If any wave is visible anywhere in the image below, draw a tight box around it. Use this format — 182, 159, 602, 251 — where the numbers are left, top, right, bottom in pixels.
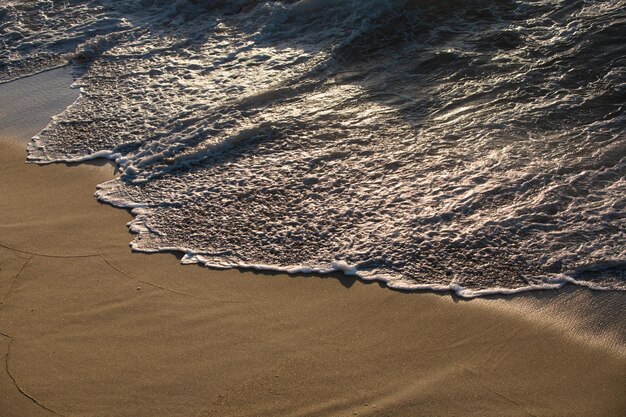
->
2, 0, 625, 297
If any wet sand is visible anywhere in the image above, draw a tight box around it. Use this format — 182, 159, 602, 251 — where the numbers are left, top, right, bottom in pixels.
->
0, 68, 624, 417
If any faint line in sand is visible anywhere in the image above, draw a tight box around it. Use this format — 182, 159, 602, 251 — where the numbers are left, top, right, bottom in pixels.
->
4, 337, 66, 416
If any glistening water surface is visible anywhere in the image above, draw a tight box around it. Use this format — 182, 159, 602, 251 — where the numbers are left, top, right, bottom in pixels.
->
2, 0, 625, 297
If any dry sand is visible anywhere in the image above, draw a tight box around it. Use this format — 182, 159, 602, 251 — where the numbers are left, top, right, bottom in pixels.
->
0, 68, 624, 417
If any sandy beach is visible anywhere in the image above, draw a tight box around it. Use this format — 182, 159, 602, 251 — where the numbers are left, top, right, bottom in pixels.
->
0, 68, 625, 417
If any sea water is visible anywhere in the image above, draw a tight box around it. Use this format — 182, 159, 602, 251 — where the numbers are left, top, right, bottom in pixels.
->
1, 0, 624, 297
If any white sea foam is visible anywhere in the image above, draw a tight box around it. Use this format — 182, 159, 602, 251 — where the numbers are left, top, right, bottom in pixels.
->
2, 0, 625, 297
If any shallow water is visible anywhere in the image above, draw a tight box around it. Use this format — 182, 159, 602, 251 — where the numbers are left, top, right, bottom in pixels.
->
2, 0, 625, 297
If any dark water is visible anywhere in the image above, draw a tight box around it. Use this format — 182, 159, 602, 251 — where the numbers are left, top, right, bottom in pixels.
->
2, 0, 625, 296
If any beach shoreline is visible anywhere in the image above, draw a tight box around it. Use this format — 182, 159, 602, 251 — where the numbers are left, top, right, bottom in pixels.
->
0, 67, 624, 417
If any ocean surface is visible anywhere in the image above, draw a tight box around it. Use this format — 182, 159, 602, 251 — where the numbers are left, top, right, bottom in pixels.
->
1, 0, 624, 297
